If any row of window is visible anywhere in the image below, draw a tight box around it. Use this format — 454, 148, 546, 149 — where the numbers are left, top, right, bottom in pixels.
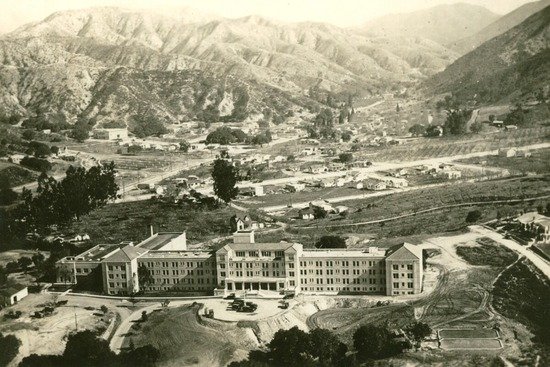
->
140, 261, 215, 268
392, 282, 414, 288
233, 250, 287, 258
301, 286, 385, 292
300, 260, 384, 267
392, 273, 414, 279
392, 264, 414, 270
152, 277, 214, 285
149, 269, 214, 276
301, 278, 388, 285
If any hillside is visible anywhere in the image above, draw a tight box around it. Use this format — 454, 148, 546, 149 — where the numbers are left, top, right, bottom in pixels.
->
424, 5, 550, 103
451, 0, 550, 54
357, 3, 499, 47
0, 7, 458, 130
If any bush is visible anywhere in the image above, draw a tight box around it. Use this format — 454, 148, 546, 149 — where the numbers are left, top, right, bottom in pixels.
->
20, 156, 52, 172
22, 129, 36, 141
465, 209, 482, 223
339, 152, 353, 163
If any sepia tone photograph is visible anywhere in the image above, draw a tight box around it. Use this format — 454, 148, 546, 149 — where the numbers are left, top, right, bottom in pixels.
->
0, 0, 548, 366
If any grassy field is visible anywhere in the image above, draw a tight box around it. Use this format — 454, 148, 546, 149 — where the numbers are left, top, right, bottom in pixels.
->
0, 163, 38, 187
64, 199, 236, 245
459, 148, 550, 174
358, 126, 550, 162
128, 304, 254, 367
456, 238, 517, 267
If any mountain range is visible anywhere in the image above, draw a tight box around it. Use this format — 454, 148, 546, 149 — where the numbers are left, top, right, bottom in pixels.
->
425, 4, 550, 103
0, 2, 547, 131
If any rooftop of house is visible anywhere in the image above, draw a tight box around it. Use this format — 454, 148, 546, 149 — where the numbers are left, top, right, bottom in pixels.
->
517, 212, 548, 224
0, 283, 27, 297
136, 232, 186, 251
75, 244, 122, 261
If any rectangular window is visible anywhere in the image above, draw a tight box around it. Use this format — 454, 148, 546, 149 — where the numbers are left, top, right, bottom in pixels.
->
392, 265, 398, 270
407, 264, 413, 270
408, 282, 414, 288
393, 282, 399, 288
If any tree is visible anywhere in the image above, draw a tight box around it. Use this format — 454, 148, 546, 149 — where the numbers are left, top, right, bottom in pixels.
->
22, 129, 36, 141
120, 345, 160, 367
444, 109, 470, 135
32, 253, 45, 267
409, 124, 426, 137
63, 330, 116, 367
338, 152, 353, 163
100, 305, 108, 314
466, 209, 482, 223
5, 261, 19, 272
18, 256, 33, 272
470, 121, 483, 133
353, 324, 403, 360
504, 103, 526, 126
314, 108, 334, 126
0, 176, 17, 205
20, 156, 52, 172
31, 142, 52, 158
50, 145, 60, 155
0, 332, 20, 366
312, 206, 327, 219
71, 123, 91, 142
406, 322, 432, 343
138, 264, 154, 288
212, 151, 239, 203
268, 327, 314, 366
315, 235, 346, 249
309, 328, 347, 366
0, 265, 7, 285
396, 103, 400, 113
341, 131, 353, 142
179, 140, 190, 152
206, 127, 237, 145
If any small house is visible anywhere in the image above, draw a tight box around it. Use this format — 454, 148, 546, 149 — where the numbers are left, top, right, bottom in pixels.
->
0, 284, 28, 306
364, 179, 387, 191
93, 128, 128, 140
299, 208, 315, 220
492, 120, 504, 127
516, 150, 532, 158
498, 147, 517, 158
440, 170, 462, 179
505, 125, 518, 131
286, 183, 306, 192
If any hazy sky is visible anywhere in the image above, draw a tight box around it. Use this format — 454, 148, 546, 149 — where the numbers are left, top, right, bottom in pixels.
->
0, 0, 537, 34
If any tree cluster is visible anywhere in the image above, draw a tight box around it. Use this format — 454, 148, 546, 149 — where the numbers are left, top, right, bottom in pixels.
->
206, 127, 247, 145
19, 330, 159, 367
353, 324, 409, 360
229, 327, 348, 367
20, 156, 52, 172
315, 235, 346, 249
131, 114, 168, 138
5, 163, 118, 238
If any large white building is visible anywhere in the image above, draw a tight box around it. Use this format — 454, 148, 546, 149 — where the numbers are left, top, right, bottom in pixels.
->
57, 230, 423, 296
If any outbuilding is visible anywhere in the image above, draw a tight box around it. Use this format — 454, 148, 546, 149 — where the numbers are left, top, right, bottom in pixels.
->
0, 284, 28, 306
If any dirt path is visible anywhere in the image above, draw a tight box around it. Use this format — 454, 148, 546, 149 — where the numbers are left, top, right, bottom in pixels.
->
470, 225, 550, 279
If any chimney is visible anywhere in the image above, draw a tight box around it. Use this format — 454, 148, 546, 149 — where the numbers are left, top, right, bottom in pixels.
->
150, 225, 154, 237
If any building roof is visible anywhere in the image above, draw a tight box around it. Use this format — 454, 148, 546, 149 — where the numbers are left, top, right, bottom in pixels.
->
0, 283, 27, 297
385, 243, 422, 261
74, 244, 122, 261
302, 248, 386, 258
103, 245, 148, 262
137, 232, 185, 250
140, 251, 213, 259
225, 242, 297, 252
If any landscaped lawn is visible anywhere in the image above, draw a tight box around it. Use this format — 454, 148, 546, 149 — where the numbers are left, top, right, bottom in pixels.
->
440, 338, 502, 350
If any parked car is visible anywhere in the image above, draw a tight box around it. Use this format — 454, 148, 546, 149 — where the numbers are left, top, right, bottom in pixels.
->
224, 293, 236, 300
283, 294, 294, 300
238, 302, 258, 313
231, 299, 245, 310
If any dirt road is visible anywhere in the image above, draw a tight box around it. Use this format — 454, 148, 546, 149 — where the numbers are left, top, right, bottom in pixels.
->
470, 225, 550, 279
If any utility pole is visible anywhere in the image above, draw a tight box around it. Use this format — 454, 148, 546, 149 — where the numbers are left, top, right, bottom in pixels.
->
73, 306, 78, 331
